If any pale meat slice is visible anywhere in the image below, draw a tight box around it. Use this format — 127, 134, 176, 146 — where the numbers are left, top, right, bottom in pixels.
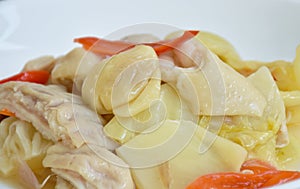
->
43, 143, 134, 189
0, 81, 117, 150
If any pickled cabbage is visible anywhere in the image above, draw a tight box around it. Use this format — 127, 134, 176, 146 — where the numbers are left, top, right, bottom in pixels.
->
0, 117, 52, 177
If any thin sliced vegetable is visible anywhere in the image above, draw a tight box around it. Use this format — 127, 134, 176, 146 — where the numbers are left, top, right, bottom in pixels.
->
0, 70, 50, 84
186, 172, 269, 189
74, 37, 133, 56
261, 171, 300, 187
74, 30, 199, 56
186, 159, 300, 189
144, 30, 199, 55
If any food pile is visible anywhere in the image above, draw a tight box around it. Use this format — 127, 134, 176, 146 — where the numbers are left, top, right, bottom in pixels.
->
0, 30, 300, 189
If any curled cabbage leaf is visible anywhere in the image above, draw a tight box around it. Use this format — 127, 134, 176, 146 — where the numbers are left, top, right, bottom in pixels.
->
213, 67, 287, 166
281, 91, 300, 107
286, 106, 300, 127
281, 91, 300, 127
51, 48, 102, 92
82, 45, 161, 116
277, 124, 300, 170
0, 117, 52, 176
159, 38, 266, 116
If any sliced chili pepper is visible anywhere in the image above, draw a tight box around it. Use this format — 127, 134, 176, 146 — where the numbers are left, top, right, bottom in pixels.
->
74, 37, 134, 56
144, 30, 199, 55
185, 172, 268, 189
0, 108, 15, 117
261, 171, 300, 187
0, 70, 50, 85
186, 159, 300, 189
74, 30, 199, 56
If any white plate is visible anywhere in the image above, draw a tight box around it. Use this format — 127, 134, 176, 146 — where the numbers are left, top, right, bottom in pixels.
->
1, 0, 300, 188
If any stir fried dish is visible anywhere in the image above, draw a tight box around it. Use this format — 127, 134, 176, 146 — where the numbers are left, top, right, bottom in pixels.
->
1, 30, 300, 189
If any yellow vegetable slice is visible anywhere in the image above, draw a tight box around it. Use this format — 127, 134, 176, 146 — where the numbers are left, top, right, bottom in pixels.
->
160, 40, 266, 116
104, 84, 197, 144
116, 120, 247, 189
82, 45, 161, 115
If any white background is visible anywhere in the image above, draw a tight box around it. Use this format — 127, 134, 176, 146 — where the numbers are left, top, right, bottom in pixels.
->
1, 0, 300, 78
